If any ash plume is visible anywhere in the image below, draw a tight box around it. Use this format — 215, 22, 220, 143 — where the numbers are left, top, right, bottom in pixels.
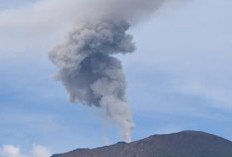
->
49, 0, 179, 142
50, 20, 135, 142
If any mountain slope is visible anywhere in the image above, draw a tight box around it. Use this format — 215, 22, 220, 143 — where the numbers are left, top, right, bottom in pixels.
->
51, 131, 232, 157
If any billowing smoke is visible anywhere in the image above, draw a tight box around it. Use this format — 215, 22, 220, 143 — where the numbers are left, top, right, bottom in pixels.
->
50, 19, 135, 142
49, 0, 179, 142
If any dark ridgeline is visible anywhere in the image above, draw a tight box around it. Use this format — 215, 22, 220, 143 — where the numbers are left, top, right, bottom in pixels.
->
51, 131, 232, 157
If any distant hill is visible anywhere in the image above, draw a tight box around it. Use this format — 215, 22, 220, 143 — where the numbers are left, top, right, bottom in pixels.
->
51, 131, 232, 157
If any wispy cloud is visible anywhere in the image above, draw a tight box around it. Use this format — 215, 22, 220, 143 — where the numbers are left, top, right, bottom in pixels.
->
0, 0, 84, 53
0, 145, 51, 157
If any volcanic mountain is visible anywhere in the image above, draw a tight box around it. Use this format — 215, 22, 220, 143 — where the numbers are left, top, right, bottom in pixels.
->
51, 131, 232, 157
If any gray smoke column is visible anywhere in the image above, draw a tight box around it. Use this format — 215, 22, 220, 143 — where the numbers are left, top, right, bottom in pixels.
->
49, 0, 179, 142
50, 19, 135, 142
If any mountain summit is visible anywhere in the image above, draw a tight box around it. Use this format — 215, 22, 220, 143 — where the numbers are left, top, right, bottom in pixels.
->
51, 131, 232, 157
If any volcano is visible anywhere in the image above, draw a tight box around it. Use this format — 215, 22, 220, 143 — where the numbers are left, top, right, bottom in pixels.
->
51, 131, 232, 157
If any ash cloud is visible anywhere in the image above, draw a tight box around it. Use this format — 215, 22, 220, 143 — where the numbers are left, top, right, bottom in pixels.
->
49, 0, 180, 142
50, 20, 135, 142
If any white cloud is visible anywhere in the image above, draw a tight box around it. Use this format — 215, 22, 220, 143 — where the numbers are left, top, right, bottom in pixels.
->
0, 145, 51, 157
0, 145, 21, 157
0, 0, 86, 53
31, 145, 52, 157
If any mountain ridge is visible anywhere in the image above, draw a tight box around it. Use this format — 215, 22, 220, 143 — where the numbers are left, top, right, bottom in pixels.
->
51, 130, 232, 157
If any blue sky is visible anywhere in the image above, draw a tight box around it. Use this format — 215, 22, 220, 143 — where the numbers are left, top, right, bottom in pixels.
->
0, 0, 232, 156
